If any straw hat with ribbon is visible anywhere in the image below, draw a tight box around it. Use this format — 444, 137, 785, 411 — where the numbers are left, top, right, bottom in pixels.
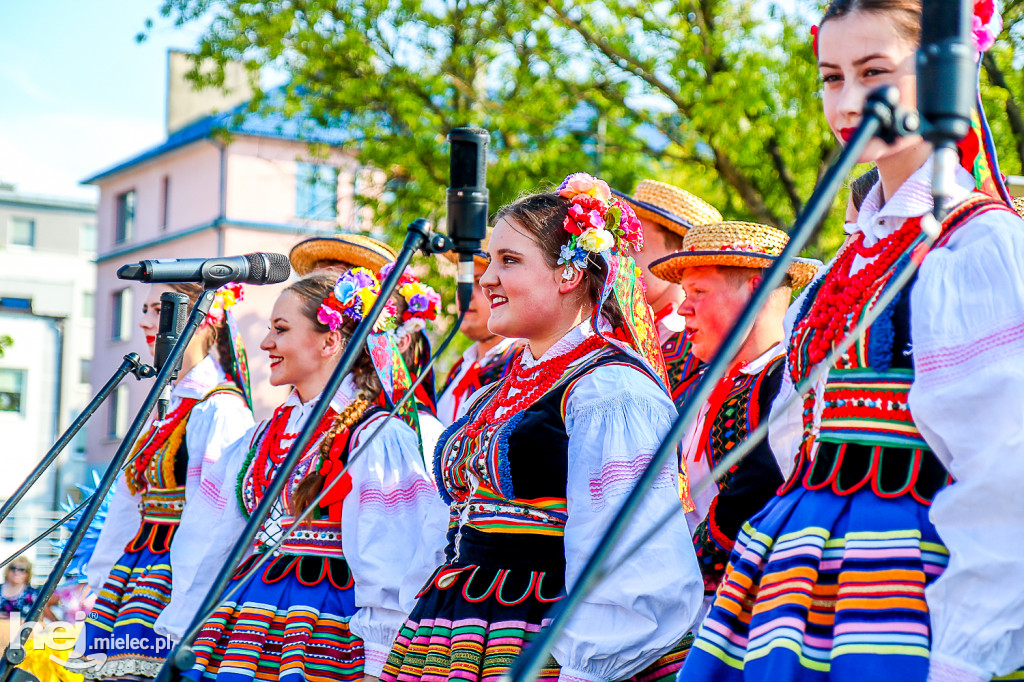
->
612, 180, 723, 237
650, 221, 820, 289
290, 234, 397, 276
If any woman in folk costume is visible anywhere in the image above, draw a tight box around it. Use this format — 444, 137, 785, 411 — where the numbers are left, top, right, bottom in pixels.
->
381, 173, 703, 682
156, 272, 447, 682
376, 263, 446, 466
682, 1, 1024, 681
84, 283, 254, 680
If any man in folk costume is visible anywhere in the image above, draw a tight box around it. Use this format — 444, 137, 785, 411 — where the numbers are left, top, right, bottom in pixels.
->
435, 236, 521, 426
613, 180, 722, 402
649, 221, 819, 630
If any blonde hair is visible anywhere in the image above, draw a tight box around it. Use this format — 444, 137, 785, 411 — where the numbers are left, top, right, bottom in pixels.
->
5, 557, 32, 583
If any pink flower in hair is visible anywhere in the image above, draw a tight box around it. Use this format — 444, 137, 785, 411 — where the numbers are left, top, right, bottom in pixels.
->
973, 0, 1002, 52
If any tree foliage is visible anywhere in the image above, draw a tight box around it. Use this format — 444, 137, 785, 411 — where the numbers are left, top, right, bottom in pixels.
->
152, 0, 1024, 289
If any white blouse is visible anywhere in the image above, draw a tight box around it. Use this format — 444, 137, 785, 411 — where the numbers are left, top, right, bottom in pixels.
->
769, 158, 1024, 681
87, 353, 254, 591
460, 320, 703, 682
155, 376, 448, 677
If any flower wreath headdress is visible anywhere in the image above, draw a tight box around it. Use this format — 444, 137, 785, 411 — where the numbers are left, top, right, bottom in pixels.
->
200, 282, 244, 329
377, 263, 442, 337
556, 173, 644, 281
318, 267, 398, 332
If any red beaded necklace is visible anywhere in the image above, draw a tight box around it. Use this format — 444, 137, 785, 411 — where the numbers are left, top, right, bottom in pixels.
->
465, 335, 606, 438
790, 217, 921, 375
127, 398, 198, 494
250, 404, 336, 504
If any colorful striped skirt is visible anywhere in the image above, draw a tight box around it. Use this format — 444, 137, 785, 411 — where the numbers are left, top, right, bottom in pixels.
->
680, 478, 953, 682
381, 527, 690, 682
185, 553, 361, 682
83, 521, 178, 680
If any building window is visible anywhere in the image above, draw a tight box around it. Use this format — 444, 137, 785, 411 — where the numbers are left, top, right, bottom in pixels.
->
0, 297, 32, 312
0, 368, 26, 413
82, 291, 94, 318
81, 222, 97, 253
160, 176, 170, 230
115, 190, 136, 243
110, 288, 133, 341
296, 163, 338, 220
10, 218, 35, 247
107, 385, 130, 438
79, 358, 91, 385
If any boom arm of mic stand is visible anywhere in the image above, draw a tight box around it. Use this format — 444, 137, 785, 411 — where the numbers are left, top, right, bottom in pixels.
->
155, 218, 435, 682
0, 354, 154, 528
504, 87, 904, 682
0, 294, 214, 682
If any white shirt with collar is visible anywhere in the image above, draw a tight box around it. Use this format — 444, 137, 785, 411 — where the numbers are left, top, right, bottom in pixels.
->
437, 336, 518, 426
769, 157, 1024, 681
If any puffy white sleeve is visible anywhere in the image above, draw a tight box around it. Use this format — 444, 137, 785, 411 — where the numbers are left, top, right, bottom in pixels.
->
906, 211, 1024, 681
155, 423, 258, 642
416, 412, 445, 474
344, 413, 449, 676
183, 392, 254, 502
87, 475, 141, 591
767, 265, 831, 480
556, 364, 703, 682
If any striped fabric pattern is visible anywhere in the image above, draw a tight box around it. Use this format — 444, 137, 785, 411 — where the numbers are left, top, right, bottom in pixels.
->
463, 486, 568, 536
187, 555, 361, 682
683, 484, 951, 681
83, 537, 176, 678
384, 616, 560, 682
819, 368, 929, 450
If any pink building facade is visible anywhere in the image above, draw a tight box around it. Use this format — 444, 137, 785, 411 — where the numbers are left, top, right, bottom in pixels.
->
84, 102, 380, 468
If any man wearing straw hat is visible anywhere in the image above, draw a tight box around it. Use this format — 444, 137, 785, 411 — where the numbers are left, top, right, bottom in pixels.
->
435, 239, 521, 427
613, 180, 723, 401
649, 220, 819, 629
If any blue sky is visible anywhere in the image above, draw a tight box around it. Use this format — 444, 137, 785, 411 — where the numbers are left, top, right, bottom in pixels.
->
0, 1, 207, 200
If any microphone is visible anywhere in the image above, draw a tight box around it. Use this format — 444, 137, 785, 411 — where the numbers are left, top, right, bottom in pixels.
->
154, 292, 189, 419
917, 0, 973, 226
118, 253, 291, 286
447, 127, 489, 312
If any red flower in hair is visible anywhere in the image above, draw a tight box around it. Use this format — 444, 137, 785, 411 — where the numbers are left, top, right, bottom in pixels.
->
810, 25, 819, 59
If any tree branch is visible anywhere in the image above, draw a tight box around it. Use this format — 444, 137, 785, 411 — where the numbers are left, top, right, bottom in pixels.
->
767, 134, 802, 214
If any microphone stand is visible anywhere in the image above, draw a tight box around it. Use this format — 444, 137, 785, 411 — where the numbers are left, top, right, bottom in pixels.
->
0, 354, 155, 528
155, 218, 448, 682
505, 86, 917, 682
0, 290, 217, 682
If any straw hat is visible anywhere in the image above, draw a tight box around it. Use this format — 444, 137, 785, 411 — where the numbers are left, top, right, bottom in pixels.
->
650, 221, 820, 289
290, 234, 397, 276
612, 180, 723, 237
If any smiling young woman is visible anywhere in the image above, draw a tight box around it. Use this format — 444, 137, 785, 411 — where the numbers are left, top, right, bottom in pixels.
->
380, 174, 704, 682
680, 1, 1024, 681
84, 283, 253, 681
154, 272, 447, 682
